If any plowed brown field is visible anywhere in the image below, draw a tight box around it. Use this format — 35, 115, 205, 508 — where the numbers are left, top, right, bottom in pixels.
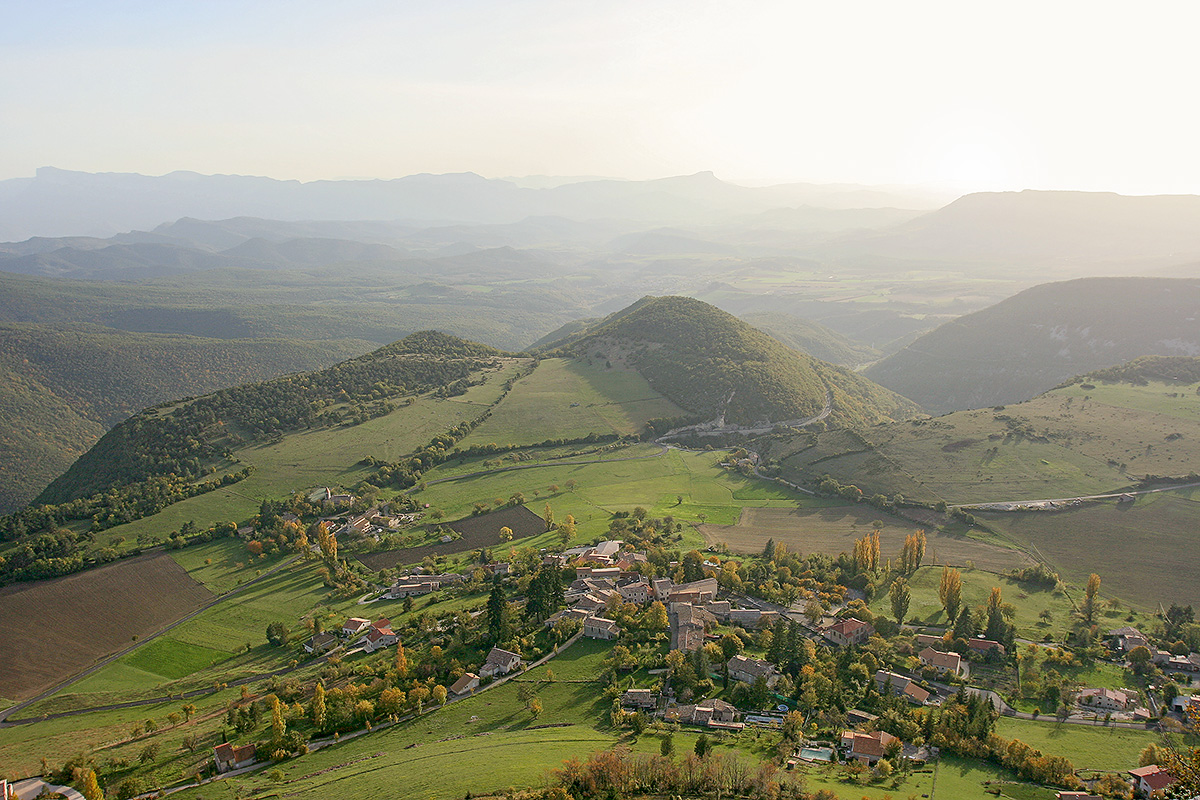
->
0, 552, 213, 701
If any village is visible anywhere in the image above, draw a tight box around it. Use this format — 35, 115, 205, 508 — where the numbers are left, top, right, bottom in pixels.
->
215, 511, 1200, 800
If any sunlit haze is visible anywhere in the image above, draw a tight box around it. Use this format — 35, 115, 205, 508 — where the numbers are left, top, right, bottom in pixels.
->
3, 0, 1200, 193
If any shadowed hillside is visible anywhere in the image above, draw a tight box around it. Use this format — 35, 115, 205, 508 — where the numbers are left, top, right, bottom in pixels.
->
865, 277, 1200, 413
0, 326, 371, 511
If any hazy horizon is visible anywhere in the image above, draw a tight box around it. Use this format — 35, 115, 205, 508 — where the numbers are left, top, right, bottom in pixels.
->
6, 1, 1200, 195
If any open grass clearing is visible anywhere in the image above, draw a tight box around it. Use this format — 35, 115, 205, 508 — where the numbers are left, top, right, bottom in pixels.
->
795, 754, 1047, 800
865, 565, 1078, 638
703, 505, 1033, 572
460, 358, 685, 447
983, 490, 1200, 608
410, 446, 806, 553
27, 562, 361, 713
774, 382, 1200, 506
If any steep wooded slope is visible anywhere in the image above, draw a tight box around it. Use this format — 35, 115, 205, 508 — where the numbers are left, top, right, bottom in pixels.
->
35, 332, 503, 505
865, 277, 1200, 413
0, 326, 370, 512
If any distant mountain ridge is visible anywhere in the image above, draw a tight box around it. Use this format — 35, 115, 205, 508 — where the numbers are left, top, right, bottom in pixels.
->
0, 167, 945, 241
840, 189, 1200, 266
864, 277, 1200, 413
544, 296, 917, 429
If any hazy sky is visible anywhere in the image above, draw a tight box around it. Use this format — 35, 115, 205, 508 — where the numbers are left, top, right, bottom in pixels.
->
4, 1, 1199, 194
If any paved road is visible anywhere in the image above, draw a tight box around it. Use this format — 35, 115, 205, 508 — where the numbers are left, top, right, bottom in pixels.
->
657, 389, 833, 441
12, 778, 85, 800
0, 555, 301, 726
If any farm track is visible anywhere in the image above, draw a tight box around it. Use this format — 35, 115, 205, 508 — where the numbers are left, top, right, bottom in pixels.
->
0, 555, 300, 727
956, 480, 1200, 511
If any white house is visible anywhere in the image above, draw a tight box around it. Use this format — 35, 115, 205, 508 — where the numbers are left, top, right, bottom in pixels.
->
480, 647, 523, 678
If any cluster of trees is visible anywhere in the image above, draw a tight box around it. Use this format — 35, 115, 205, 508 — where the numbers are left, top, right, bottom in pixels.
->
553, 745, 809, 800
0, 467, 250, 547
931, 691, 1083, 789
0, 515, 238, 585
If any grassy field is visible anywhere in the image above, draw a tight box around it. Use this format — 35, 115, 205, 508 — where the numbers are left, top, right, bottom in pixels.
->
0, 683, 254, 784
410, 445, 808, 550
165, 638, 628, 800
704, 505, 1034, 572
796, 755, 1052, 800
0, 553, 214, 703
169, 537, 293, 595
460, 358, 684, 447
865, 565, 1081, 637
772, 381, 1200, 506
983, 490, 1200, 608
993, 716, 1157, 771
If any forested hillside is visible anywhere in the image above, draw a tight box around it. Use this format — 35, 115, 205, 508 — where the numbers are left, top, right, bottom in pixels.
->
865, 277, 1200, 413
548, 296, 917, 428
0, 325, 370, 512
35, 332, 504, 505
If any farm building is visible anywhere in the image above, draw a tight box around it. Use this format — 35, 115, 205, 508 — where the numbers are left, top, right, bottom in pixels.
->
480, 647, 523, 678
726, 655, 780, 687
840, 730, 899, 765
450, 673, 480, 696
583, 616, 619, 640
822, 617, 875, 647
214, 743, 257, 773
919, 646, 967, 678
621, 688, 657, 710
304, 632, 338, 654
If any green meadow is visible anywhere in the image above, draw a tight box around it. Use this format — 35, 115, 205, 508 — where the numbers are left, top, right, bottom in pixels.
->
984, 490, 1200, 608
460, 358, 685, 447
411, 445, 808, 549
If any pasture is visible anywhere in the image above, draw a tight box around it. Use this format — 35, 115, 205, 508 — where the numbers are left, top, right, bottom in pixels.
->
865, 565, 1090, 639
704, 506, 1033, 573
773, 382, 1200, 506
0, 553, 213, 702
27, 560, 360, 714
460, 357, 684, 447
983, 490, 1200, 608
411, 445, 807, 549
992, 717, 1157, 771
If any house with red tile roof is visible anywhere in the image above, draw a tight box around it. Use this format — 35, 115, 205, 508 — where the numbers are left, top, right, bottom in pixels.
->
823, 617, 875, 647
1127, 764, 1175, 796
840, 730, 899, 764
214, 743, 257, 773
